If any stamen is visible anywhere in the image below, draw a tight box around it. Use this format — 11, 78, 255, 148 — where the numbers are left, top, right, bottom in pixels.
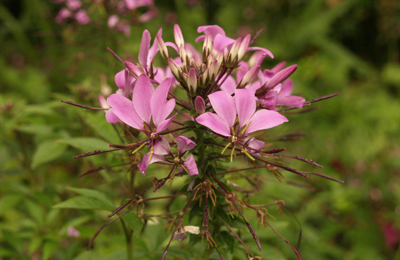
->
239, 121, 252, 136
181, 164, 190, 175
132, 142, 146, 154
221, 142, 231, 155
242, 149, 255, 161
149, 146, 154, 162
230, 146, 235, 162
143, 122, 151, 133
231, 127, 236, 136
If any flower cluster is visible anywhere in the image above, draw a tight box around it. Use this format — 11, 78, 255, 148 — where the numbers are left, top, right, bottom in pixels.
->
55, 0, 156, 36
68, 24, 340, 259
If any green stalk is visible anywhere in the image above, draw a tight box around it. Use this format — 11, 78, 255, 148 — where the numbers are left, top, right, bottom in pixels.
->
120, 218, 133, 260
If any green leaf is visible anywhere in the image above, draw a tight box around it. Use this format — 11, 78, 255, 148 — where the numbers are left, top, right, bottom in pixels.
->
53, 196, 114, 211
86, 113, 120, 144
57, 137, 110, 151
28, 237, 42, 254
25, 199, 44, 226
0, 194, 23, 215
15, 124, 53, 136
42, 240, 58, 260
66, 187, 114, 209
31, 140, 67, 169
123, 210, 146, 232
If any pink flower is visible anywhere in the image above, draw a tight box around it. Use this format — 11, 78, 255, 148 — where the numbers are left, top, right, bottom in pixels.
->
75, 10, 90, 24
107, 75, 176, 137
108, 15, 119, 28
196, 89, 287, 159
55, 8, 72, 23
138, 136, 198, 176
125, 0, 153, 10
138, 29, 161, 74
67, 226, 80, 237
66, 0, 82, 11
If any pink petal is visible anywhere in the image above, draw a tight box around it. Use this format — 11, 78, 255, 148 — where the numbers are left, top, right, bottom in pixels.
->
196, 112, 231, 137
245, 110, 288, 135
213, 34, 235, 51
150, 78, 175, 128
220, 76, 237, 95
197, 25, 226, 38
183, 155, 199, 176
259, 90, 277, 110
247, 138, 265, 153
147, 29, 162, 65
132, 74, 154, 125
107, 94, 143, 130
105, 109, 120, 124
235, 89, 256, 129
156, 113, 177, 133
246, 47, 274, 59
276, 95, 306, 109
153, 135, 171, 155
176, 136, 196, 155
137, 153, 166, 175
237, 62, 249, 83
279, 79, 294, 96
139, 30, 151, 70
208, 91, 236, 129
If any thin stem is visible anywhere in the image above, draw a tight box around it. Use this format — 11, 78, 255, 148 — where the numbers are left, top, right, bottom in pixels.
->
107, 47, 124, 64
73, 148, 121, 159
120, 218, 133, 260
160, 126, 195, 135
79, 162, 131, 177
61, 100, 108, 110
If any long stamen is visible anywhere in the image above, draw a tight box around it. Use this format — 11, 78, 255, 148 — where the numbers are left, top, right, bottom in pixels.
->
230, 146, 235, 162
132, 142, 146, 154
221, 142, 231, 154
149, 146, 154, 162
239, 121, 252, 136
242, 148, 255, 161
143, 122, 151, 133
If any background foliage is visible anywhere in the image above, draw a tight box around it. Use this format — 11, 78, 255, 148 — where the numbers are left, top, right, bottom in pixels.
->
0, 0, 399, 259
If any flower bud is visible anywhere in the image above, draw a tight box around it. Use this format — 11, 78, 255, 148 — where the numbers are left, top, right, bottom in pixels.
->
227, 37, 242, 64
188, 68, 197, 96
271, 61, 287, 74
174, 24, 185, 49
237, 65, 260, 88
195, 96, 205, 114
202, 68, 209, 86
168, 58, 182, 80
209, 59, 219, 81
202, 34, 212, 62
237, 34, 251, 61
156, 34, 169, 61
124, 61, 142, 79
265, 64, 297, 89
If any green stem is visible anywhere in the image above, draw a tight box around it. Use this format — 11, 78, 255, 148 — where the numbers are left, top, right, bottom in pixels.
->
120, 218, 133, 260
196, 128, 206, 178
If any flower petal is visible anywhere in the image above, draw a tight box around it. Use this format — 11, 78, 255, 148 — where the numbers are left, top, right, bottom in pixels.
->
279, 79, 293, 96
245, 109, 288, 135
183, 154, 199, 176
132, 74, 154, 125
137, 153, 166, 175
213, 34, 235, 51
235, 89, 256, 129
196, 112, 230, 137
246, 47, 274, 59
153, 135, 171, 155
220, 75, 237, 95
105, 109, 120, 124
107, 94, 144, 130
139, 30, 151, 70
276, 95, 306, 109
176, 136, 196, 156
208, 91, 236, 129
156, 113, 177, 133
151, 78, 175, 127
197, 25, 226, 38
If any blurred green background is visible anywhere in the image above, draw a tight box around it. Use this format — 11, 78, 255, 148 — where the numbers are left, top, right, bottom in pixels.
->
1, 0, 400, 259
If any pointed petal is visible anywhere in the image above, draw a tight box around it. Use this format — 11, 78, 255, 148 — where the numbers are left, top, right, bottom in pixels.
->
276, 95, 306, 109
107, 94, 144, 130
247, 138, 265, 153
214, 34, 235, 51
115, 69, 126, 89
245, 110, 288, 135
156, 113, 177, 133
237, 61, 249, 83
176, 136, 196, 155
196, 112, 231, 137
197, 25, 226, 38
259, 90, 277, 110
105, 109, 120, 124
208, 91, 236, 129
132, 74, 154, 125
153, 135, 171, 155
279, 79, 294, 96
137, 153, 166, 175
148, 28, 162, 64
151, 78, 175, 127
139, 30, 151, 69
183, 155, 199, 176
235, 89, 256, 128
246, 47, 274, 59
219, 74, 236, 95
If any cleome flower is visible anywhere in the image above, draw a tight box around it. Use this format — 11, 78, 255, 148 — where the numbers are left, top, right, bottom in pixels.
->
107, 74, 176, 140
196, 88, 288, 161
138, 135, 198, 176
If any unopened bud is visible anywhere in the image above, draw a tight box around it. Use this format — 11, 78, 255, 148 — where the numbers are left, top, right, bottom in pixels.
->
156, 34, 169, 61
271, 61, 287, 74
202, 34, 213, 62
228, 37, 242, 64
174, 24, 185, 49
237, 65, 260, 88
202, 68, 209, 86
195, 96, 205, 114
124, 61, 142, 79
237, 34, 251, 60
168, 58, 182, 80
209, 59, 219, 81
265, 64, 297, 89
188, 68, 197, 96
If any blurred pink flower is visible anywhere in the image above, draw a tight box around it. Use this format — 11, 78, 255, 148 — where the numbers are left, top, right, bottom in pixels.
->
67, 226, 80, 237
75, 10, 90, 24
